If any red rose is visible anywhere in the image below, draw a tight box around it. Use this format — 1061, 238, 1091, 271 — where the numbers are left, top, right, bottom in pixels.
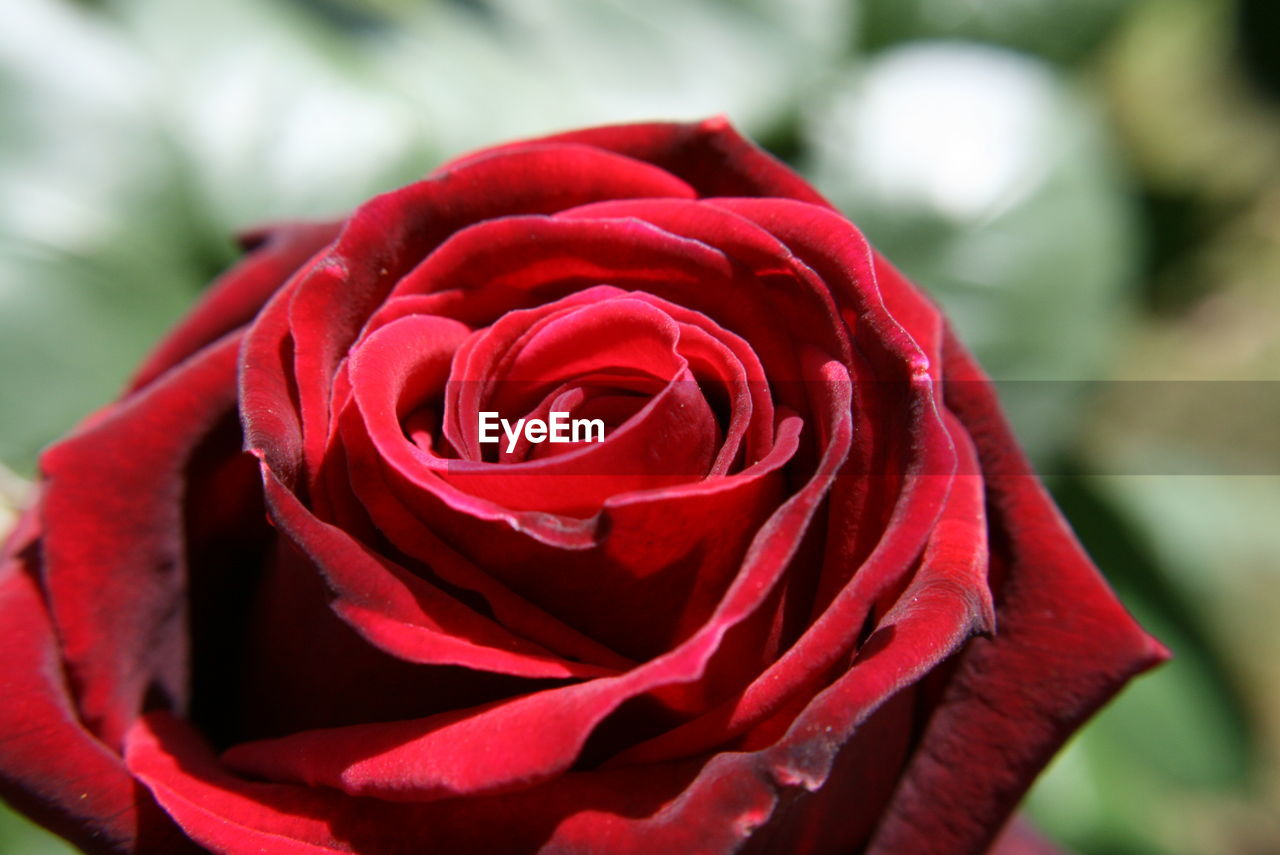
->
0, 119, 1164, 855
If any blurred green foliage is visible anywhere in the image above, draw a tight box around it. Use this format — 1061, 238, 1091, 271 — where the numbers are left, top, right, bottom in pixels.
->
859, 0, 1138, 64
0, 805, 77, 855
2, 0, 1278, 853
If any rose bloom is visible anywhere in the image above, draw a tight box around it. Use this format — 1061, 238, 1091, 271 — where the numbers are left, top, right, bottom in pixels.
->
0, 119, 1164, 855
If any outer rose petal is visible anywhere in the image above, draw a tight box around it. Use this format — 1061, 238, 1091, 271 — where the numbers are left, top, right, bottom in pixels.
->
40, 333, 244, 749
129, 711, 740, 855
863, 330, 1169, 855
440, 116, 835, 208
0, 530, 198, 854
129, 698, 906, 855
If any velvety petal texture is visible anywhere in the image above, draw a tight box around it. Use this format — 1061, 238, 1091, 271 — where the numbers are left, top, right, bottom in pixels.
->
0, 118, 1164, 855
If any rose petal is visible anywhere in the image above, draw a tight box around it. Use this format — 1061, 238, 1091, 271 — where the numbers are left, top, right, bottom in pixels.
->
282, 146, 699, 481
222, 355, 853, 800
313, 423, 640, 671
0, 531, 198, 854
339, 392, 799, 660
260, 468, 618, 681
862, 332, 1169, 855
40, 332, 243, 748
611, 410, 989, 765
127, 713, 353, 854
707, 197, 952, 610
378, 209, 851, 413
379, 213, 733, 316
440, 116, 834, 207
130, 711, 743, 855
555, 197, 854, 373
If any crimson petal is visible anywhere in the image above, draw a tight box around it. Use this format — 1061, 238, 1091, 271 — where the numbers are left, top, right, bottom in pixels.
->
441, 116, 834, 207
40, 333, 243, 749
0, 530, 198, 854
863, 331, 1169, 855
